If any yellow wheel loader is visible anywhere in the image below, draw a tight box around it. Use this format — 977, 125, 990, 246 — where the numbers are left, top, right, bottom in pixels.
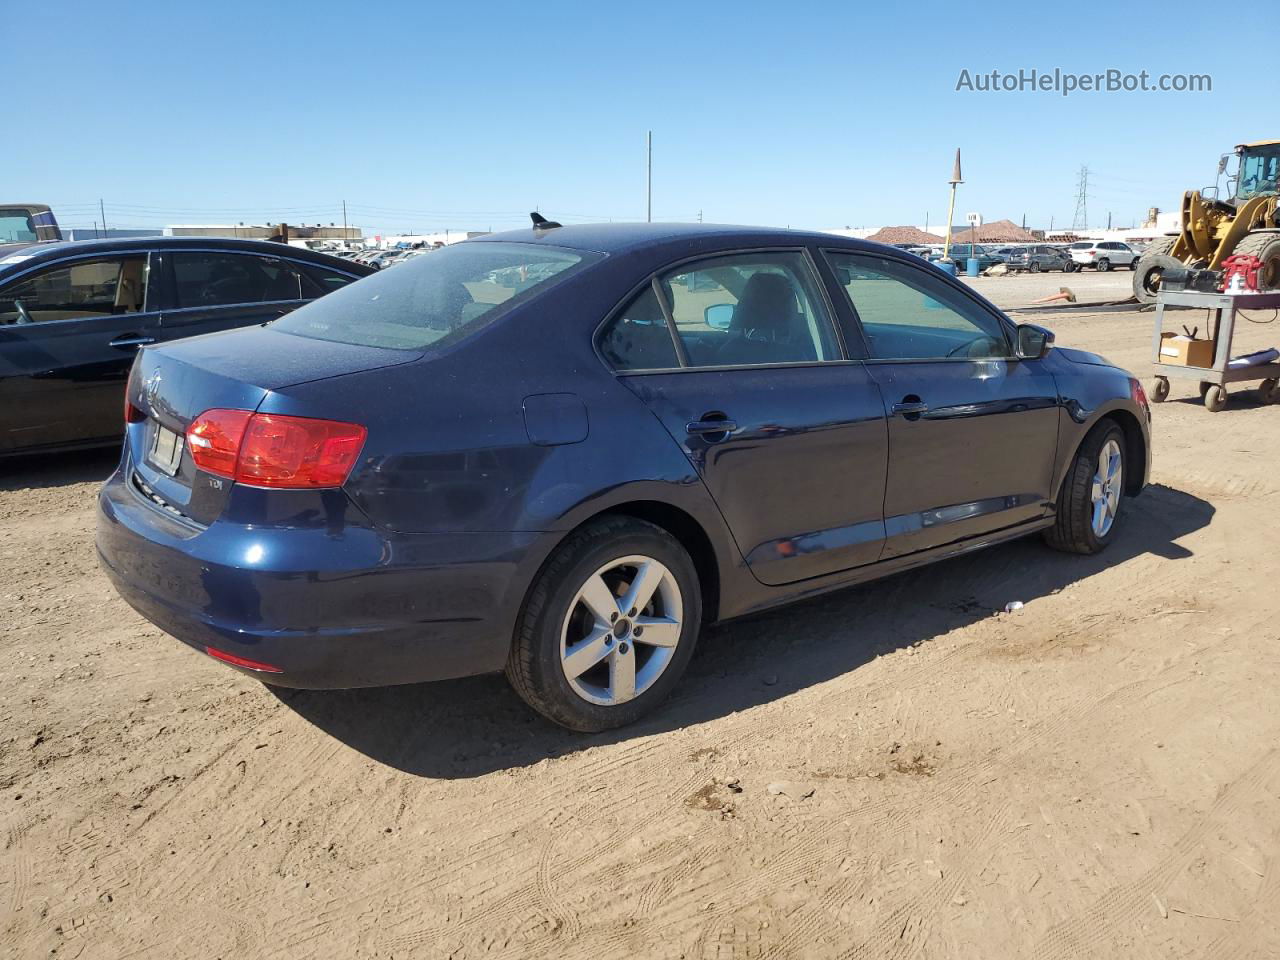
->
1134, 140, 1280, 302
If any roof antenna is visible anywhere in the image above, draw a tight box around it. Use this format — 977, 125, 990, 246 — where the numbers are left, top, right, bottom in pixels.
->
530, 211, 561, 230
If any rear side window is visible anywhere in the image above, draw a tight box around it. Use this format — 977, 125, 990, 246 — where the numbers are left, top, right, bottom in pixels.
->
171, 252, 304, 308
273, 241, 595, 351
660, 252, 838, 368
598, 285, 679, 371
301, 265, 358, 298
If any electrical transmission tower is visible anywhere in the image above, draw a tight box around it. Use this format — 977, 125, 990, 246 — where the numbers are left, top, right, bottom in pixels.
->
1072, 165, 1089, 231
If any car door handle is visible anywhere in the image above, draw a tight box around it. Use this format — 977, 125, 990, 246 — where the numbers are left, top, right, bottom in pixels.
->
109, 334, 156, 349
891, 400, 929, 416
686, 418, 737, 436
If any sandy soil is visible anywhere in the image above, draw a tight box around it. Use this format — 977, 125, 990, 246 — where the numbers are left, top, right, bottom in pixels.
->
3, 272, 1280, 959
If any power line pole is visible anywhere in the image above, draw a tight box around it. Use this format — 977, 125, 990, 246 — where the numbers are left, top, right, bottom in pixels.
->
1072, 165, 1089, 231
342, 199, 348, 240
646, 131, 652, 223
99, 198, 107, 236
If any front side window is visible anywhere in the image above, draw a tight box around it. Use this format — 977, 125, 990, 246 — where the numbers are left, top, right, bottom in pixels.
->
658, 252, 838, 368
0, 256, 149, 325
273, 241, 594, 351
171, 252, 307, 308
824, 252, 1010, 360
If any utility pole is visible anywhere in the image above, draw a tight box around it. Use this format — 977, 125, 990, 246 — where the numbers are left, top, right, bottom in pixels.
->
646, 130, 652, 223
1072, 165, 1089, 231
1106, 210, 1112, 230
943, 148, 962, 261
342, 199, 348, 240
697, 209, 702, 223
99, 198, 107, 237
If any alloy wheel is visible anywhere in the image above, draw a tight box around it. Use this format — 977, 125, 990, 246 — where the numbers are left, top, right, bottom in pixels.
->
1090, 438, 1123, 537
559, 555, 683, 706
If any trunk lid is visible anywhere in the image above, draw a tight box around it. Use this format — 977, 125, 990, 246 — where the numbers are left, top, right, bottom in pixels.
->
127, 325, 416, 525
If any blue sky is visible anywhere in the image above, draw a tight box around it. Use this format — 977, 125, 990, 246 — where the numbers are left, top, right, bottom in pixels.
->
10, 0, 1267, 236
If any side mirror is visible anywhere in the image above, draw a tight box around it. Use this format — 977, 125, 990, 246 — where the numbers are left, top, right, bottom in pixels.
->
1217, 153, 1230, 175
1016, 323, 1054, 359
704, 303, 734, 330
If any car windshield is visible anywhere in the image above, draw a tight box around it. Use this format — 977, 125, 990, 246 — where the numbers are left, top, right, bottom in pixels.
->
0, 210, 38, 244
271, 240, 596, 351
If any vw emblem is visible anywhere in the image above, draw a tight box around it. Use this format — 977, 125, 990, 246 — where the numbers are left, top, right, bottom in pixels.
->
144, 370, 163, 406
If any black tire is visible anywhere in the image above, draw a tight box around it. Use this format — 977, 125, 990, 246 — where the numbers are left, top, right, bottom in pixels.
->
1063, 261, 1077, 273
1096, 258, 1112, 272
1132, 236, 1179, 303
505, 516, 702, 732
1151, 376, 1170, 403
1030, 260, 1041, 273
1043, 421, 1127, 555
1232, 231, 1280, 290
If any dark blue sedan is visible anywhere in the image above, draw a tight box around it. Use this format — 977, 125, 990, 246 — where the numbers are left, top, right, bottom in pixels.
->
97, 222, 1151, 731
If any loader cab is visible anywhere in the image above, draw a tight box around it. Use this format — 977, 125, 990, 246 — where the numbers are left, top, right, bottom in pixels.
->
1233, 141, 1280, 202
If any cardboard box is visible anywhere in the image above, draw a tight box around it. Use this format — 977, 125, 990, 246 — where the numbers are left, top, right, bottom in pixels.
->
1160, 332, 1216, 368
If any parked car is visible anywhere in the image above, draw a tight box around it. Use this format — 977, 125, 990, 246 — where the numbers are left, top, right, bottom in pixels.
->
1069, 241, 1138, 271
0, 237, 373, 456
1005, 244, 1077, 273
932, 243, 1003, 271
97, 223, 1150, 731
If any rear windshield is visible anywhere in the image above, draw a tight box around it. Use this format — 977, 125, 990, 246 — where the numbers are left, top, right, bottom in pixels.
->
271, 241, 596, 350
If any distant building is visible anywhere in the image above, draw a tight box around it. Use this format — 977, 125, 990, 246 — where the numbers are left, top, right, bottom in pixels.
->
62, 227, 163, 241
165, 224, 362, 241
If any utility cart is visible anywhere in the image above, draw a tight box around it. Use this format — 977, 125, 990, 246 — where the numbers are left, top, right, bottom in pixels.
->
1150, 289, 1280, 412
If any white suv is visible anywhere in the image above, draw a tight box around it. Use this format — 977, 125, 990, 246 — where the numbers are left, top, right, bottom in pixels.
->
1069, 241, 1138, 271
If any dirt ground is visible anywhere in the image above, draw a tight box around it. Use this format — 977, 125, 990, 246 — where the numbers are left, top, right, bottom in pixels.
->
4, 271, 1280, 959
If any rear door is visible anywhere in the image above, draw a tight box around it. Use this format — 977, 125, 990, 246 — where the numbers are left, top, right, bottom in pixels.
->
0, 252, 160, 451
158, 250, 320, 342
598, 249, 889, 585
822, 250, 1060, 558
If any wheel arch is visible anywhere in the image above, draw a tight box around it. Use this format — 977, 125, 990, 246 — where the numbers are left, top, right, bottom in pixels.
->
568, 501, 722, 623
1072, 408, 1146, 496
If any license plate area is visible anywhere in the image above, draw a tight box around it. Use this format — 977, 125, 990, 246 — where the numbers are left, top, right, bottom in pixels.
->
147, 422, 185, 477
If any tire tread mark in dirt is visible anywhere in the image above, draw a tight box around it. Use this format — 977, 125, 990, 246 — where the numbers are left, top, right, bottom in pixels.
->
1028, 746, 1280, 960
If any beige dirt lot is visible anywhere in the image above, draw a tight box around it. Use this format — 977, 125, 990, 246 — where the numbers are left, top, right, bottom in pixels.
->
3, 271, 1280, 959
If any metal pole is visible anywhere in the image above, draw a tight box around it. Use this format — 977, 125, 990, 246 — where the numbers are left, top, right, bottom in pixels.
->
646, 131, 652, 223
99, 198, 107, 236
943, 184, 957, 261
342, 199, 348, 240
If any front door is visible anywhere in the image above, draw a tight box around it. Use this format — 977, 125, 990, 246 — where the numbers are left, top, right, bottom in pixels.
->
0, 253, 160, 452
823, 250, 1061, 558
599, 250, 889, 585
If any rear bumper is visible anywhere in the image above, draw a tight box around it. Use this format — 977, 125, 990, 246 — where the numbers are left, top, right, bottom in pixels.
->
97, 468, 546, 689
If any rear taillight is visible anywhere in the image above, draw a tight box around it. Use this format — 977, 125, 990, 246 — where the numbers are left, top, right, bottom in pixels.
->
188, 409, 253, 479
125, 398, 146, 423
186, 409, 366, 488
1130, 378, 1150, 418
